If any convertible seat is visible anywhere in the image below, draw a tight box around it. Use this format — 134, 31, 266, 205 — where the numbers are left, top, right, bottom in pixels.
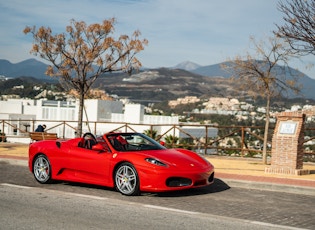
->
112, 138, 127, 151
84, 139, 97, 149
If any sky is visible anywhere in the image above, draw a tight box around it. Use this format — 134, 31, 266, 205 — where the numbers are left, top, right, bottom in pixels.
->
0, 0, 314, 78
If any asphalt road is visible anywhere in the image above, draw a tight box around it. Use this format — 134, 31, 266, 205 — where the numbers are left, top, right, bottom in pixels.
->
1, 160, 314, 230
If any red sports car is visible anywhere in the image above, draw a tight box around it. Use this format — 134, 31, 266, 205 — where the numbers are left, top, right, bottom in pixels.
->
29, 132, 215, 196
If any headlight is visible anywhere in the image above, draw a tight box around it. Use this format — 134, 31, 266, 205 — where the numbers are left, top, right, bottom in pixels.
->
197, 153, 211, 165
145, 158, 167, 167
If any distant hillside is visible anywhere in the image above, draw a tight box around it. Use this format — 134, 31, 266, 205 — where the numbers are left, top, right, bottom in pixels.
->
191, 62, 231, 78
94, 68, 235, 104
173, 61, 201, 71
0, 76, 54, 98
1, 58, 315, 101
189, 62, 315, 99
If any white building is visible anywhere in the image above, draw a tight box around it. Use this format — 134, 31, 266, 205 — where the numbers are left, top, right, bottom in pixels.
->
0, 98, 180, 142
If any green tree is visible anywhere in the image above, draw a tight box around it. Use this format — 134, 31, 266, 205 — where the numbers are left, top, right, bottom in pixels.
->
164, 135, 179, 148
143, 129, 158, 139
24, 18, 148, 136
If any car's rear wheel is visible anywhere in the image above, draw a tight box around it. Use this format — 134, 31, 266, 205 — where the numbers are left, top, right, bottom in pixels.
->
115, 163, 140, 196
33, 154, 52, 184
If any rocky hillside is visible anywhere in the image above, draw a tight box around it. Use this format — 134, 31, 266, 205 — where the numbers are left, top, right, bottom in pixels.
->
94, 68, 241, 104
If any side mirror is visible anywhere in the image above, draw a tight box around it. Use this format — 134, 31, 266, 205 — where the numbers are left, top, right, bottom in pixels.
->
92, 143, 105, 151
160, 141, 165, 146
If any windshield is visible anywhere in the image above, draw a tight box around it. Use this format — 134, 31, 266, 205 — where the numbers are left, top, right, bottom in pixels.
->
106, 133, 166, 151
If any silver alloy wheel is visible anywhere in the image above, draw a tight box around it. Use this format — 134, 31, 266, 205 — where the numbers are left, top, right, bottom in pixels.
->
33, 155, 51, 183
115, 163, 139, 196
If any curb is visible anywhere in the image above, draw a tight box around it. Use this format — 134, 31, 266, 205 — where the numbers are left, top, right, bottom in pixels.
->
220, 178, 315, 196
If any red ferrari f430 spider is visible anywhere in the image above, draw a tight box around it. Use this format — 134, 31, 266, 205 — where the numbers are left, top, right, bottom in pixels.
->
29, 132, 215, 196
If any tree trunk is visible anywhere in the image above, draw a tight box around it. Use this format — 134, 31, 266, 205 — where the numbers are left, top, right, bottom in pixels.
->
76, 91, 85, 137
262, 95, 271, 165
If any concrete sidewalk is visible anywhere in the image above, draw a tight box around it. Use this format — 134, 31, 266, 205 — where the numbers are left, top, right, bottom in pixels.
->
1, 142, 315, 196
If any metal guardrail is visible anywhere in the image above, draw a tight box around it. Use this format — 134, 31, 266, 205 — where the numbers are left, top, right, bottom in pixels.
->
1, 119, 315, 160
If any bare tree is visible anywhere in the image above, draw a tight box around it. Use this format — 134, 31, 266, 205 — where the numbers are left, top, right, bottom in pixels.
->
275, 0, 315, 56
24, 19, 148, 136
222, 36, 301, 164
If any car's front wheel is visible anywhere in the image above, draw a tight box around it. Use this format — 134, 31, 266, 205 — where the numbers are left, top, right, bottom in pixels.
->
33, 154, 52, 184
115, 163, 140, 196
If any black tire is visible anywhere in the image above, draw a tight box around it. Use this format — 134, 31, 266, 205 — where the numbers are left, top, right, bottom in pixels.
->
114, 163, 140, 196
33, 154, 52, 184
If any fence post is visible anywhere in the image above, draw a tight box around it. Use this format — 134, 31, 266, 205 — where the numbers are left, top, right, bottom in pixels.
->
93, 121, 97, 135
32, 120, 35, 132
173, 125, 176, 147
1, 120, 4, 141
62, 121, 66, 139
204, 125, 209, 155
241, 126, 245, 157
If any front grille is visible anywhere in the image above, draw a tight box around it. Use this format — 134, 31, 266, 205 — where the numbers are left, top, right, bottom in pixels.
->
166, 177, 192, 187
194, 179, 207, 186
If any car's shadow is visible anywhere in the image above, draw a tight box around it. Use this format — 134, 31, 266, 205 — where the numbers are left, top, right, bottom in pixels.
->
42, 178, 230, 198
150, 178, 230, 197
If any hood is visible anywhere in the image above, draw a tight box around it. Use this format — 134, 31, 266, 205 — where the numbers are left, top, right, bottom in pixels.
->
142, 148, 211, 170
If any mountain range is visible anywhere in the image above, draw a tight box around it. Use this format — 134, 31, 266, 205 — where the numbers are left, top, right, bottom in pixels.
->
1, 58, 315, 101
0, 59, 51, 80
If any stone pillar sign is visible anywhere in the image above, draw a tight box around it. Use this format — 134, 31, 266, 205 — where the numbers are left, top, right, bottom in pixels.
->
265, 111, 310, 175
